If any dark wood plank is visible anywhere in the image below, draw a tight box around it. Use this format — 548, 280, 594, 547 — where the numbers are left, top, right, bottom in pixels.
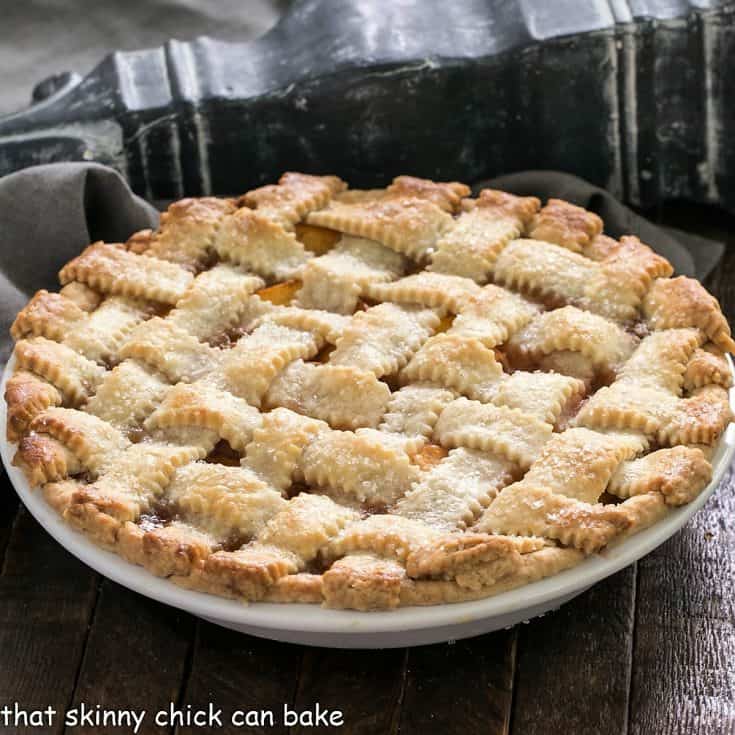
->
290, 648, 406, 735
177, 623, 302, 735
400, 630, 516, 735
626, 202, 735, 734
0, 473, 19, 566
0, 508, 98, 735
629, 468, 735, 735
67, 580, 194, 735
510, 566, 636, 735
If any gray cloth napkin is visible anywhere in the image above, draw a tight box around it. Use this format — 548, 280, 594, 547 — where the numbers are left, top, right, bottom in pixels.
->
0, 162, 724, 365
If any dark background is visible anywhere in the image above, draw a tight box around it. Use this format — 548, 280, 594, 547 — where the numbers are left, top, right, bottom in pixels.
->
0, 0, 290, 116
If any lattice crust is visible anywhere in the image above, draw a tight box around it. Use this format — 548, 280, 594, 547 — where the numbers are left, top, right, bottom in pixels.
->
5, 370, 62, 441
189, 494, 359, 599
643, 276, 735, 352
145, 197, 236, 269
243, 408, 328, 490
683, 346, 732, 391
660, 385, 733, 446
429, 190, 540, 280
295, 236, 408, 314
221, 323, 320, 406
63, 297, 154, 365
493, 236, 671, 322
616, 329, 701, 392
12, 290, 153, 366
27, 407, 131, 473
448, 285, 539, 347
7, 171, 734, 610
85, 360, 170, 431
589, 236, 673, 319
323, 512, 440, 563
365, 271, 483, 313
329, 303, 439, 377
65, 443, 206, 545
607, 446, 712, 506
434, 397, 554, 469
144, 380, 263, 452
476, 482, 631, 553
378, 384, 455, 440
14, 337, 107, 405
301, 428, 421, 505
254, 306, 348, 345
265, 360, 391, 429
507, 306, 637, 369
165, 265, 264, 339
386, 176, 470, 213
395, 448, 516, 531
404, 535, 546, 590
60, 243, 194, 304
520, 428, 647, 504
212, 207, 312, 281
472, 371, 586, 425
163, 462, 287, 540
120, 318, 219, 383
13, 433, 83, 487
306, 184, 455, 259
398, 546, 584, 606
11, 289, 89, 342
528, 198, 602, 252
239, 172, 347, 229
402, 335, 504, 394
493, 238, 597, 304
575, 328, 731, 444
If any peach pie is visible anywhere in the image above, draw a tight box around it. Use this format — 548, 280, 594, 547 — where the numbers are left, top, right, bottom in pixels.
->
5, 173, 733, 610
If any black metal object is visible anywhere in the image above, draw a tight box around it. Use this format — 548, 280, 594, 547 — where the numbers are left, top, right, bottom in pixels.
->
0, 0, 733, 210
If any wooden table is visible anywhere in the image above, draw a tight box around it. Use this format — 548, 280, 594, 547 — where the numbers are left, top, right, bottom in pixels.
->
1, 203, 733, 735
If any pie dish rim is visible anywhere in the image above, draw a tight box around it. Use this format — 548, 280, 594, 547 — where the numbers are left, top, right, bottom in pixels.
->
3, 353, 733, 637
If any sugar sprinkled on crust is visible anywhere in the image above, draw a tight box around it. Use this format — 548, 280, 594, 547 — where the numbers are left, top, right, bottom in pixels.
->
7, 173, 732, 610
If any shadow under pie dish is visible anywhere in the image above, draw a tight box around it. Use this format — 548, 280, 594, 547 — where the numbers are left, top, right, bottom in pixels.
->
4, 173, 734, 612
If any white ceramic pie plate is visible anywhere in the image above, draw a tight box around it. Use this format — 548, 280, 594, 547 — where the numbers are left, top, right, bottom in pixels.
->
2, 356, 734, 648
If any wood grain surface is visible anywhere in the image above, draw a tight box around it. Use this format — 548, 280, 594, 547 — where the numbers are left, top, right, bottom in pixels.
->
0, 203, 732, 735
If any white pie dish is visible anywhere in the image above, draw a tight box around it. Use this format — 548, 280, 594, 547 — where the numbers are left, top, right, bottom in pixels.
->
2, 354, 734, 648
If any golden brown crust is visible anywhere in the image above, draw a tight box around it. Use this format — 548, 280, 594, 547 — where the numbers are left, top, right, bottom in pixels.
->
663, 385, 732, 446
387, 176, 470, 213
13, 433, 82, 486
59, 242, 193, 304
125, 228, 154, 254
14, 337, 105, 406
42, 480, 81, 514
58, 282, 103, 311
473, 188, 541, 221
11, 290, 86, 341
5, 370, 61, 441
607, 446, 712, 506
643, 276, 735, 353
529, 199, 602, 252
405, 533, 543, 580
147, 197, 235, 269
322, 554, 406, 610
399, 546, 584, 606
117, 521, 214, 578
5, 172, 732, 610
240, 172, 346, 228
683, 346, 732, 391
